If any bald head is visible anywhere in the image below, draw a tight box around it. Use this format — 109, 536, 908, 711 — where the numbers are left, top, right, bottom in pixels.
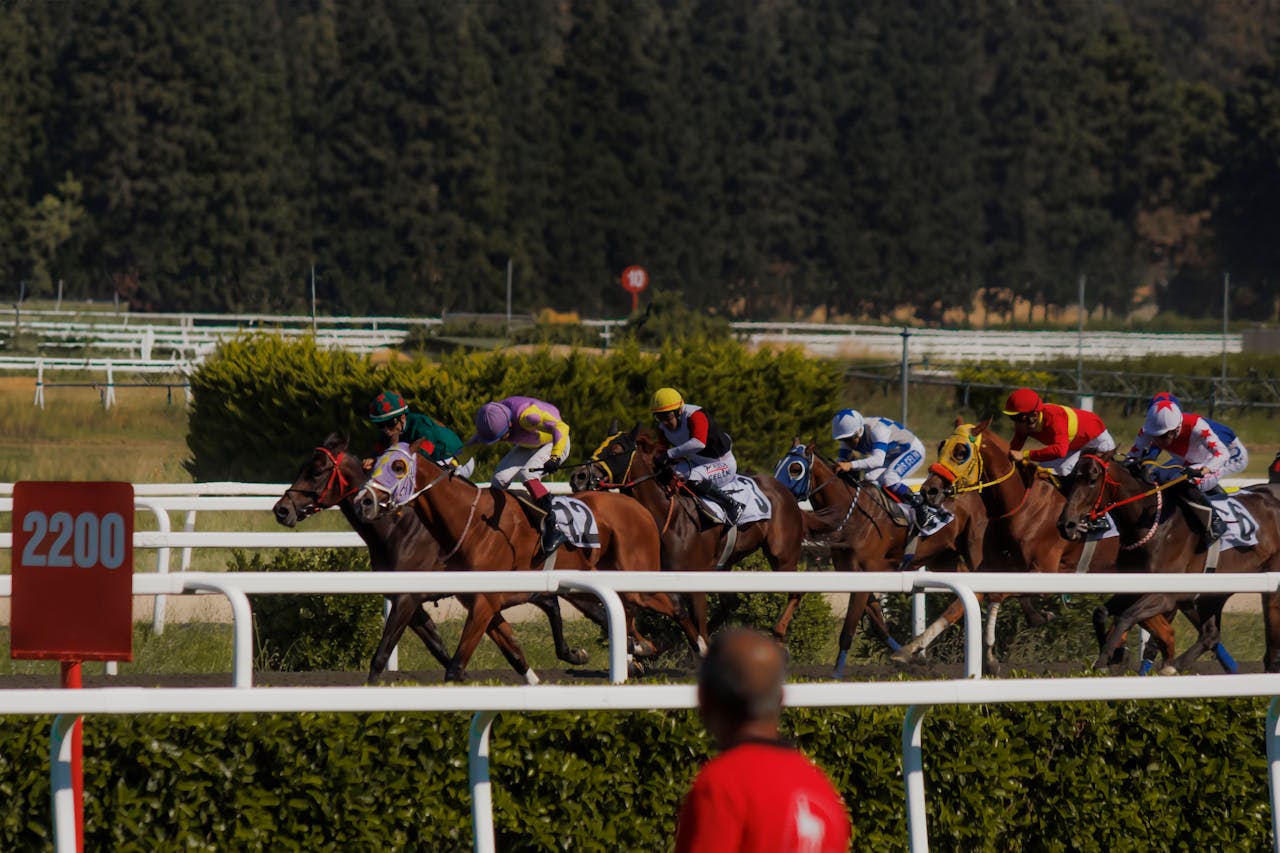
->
697, 629, 786, 746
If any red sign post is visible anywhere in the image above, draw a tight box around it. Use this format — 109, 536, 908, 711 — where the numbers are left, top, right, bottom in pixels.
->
12, 481, 134, 853
620, 265, 649, 313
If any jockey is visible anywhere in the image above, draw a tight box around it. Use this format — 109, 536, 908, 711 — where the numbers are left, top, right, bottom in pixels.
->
830, 408, 937, 528
1001, 388, 1115, 477
467, 396, 571, 553
365, 390, 466, 472
650, 387, 742, 525
1128, 397, 1247, 544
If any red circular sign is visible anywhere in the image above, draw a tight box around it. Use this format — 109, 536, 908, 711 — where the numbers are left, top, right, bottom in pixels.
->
621, 266, 648, 293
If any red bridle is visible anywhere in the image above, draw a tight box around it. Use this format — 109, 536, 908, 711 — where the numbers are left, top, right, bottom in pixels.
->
286, 445, 358, 517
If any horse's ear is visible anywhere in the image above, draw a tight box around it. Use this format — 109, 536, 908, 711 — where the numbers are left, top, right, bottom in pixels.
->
608, 417, 619, 434
953, 415, 963, 427
324, 432, 348, 453
974, 415, 993, 434
630, 422, 641, 438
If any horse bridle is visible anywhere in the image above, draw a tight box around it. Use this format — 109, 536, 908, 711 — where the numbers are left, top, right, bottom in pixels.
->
284, 445, 358, 517
364, 448, 484, 562
587, 432, 663, 491
1073, 453, 1185, 550
929, 428, 1017, 497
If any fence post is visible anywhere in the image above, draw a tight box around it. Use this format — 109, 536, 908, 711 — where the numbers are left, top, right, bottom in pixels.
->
34, 358, 44, 409
103, 362, 116, 410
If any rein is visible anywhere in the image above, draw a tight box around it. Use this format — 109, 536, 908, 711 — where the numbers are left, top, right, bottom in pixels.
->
1080, 455, 1185, 550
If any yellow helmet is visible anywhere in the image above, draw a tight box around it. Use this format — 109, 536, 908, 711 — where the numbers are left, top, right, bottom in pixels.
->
650, 387, 684, 413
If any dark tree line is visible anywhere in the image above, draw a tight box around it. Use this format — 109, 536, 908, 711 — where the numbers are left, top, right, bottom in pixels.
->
1, 0, 1279, 321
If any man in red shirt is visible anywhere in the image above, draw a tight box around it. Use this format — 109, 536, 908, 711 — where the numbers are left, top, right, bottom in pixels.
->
1001, 387, 1115, 477
675, 629, 851, 853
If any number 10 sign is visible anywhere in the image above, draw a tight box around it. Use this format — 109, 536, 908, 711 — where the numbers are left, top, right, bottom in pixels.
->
11, 482, 134, 661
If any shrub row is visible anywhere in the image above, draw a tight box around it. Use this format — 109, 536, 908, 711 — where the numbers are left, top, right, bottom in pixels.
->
185, 336, 842, 483
0, 699, 1269, 850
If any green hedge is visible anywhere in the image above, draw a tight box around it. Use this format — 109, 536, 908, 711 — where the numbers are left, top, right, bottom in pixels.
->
185, 335, 841, 482
0, 700, 1270, 850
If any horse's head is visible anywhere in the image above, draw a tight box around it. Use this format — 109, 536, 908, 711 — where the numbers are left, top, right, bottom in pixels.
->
353, 441, 441, 522
273, 434, 363, 527
571, 425, 641, 493
773, 438, 813, 500
1056, 452, 1114, 541
921, 421, 982, 507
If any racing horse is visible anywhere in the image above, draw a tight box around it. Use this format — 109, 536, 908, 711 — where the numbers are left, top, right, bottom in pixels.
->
1057, 452, 1280, 673
353, 440, 698, 681
920, 418, 1194, 673
774, 440, 989, 676
569, 426, 806, 651
273, 434, 591, 683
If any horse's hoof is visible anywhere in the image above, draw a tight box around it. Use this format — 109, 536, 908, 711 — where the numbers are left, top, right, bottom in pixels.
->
565, 648, 589, 666
1091, 655, 1111, 671
1158, 665, 1178, 676
627, 660, 646, 677
889, 648, 914, 664
445, 668, 465, 683
1109, 647, 1128, 667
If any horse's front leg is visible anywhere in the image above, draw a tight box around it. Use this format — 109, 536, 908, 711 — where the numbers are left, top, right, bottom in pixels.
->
1093, 593, 1176, 672
446, 594, 503, 683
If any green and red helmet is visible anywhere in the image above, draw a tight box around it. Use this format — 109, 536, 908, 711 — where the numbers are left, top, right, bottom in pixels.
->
369, 391, 409, 423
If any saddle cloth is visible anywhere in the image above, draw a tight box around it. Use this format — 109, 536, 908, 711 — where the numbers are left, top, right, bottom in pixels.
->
868, 487, 954, 536
548, 496, 601, 549
1211, 494, 1260, 549
695, 476, 772, 525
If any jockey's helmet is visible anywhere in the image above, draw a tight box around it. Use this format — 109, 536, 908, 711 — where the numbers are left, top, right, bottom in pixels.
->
650, 387, 684, 413
831, 409, 864, 441
473, 401, 513, 443
1001, 388, 1042, 416
1149, 391, 1180, 409
369, 391, 409, 423
1144, 401, 1182, 437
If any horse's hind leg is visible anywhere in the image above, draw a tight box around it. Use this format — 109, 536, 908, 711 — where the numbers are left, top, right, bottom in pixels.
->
527, 594, 589, 666
1094, 594, 1176, 672
627, 591, 703, 658
892, 597, 966, 663
481, 612, 540, 685
368, 594, 438, 685
1265, 593, 1280, 672
833, 591, 898, 678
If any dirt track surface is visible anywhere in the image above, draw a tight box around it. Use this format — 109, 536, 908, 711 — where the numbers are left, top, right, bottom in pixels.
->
0, 657, 1260, 690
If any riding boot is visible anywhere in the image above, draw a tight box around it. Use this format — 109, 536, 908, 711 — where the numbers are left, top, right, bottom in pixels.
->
689, 480, 743, 525
536, 494, 568, 553
905, 491, 938, 529
1180, 487, 1223, 546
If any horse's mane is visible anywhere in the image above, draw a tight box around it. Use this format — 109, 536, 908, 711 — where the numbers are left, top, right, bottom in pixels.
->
632, 430, 661, 456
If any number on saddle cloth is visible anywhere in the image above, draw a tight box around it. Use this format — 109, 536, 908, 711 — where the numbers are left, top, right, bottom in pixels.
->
548, 496, 601, 548
1212, 495, 1260, 548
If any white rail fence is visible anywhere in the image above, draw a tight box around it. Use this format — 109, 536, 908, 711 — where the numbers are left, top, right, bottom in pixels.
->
0, 308, 1245, 368
3, 570, 1280, 853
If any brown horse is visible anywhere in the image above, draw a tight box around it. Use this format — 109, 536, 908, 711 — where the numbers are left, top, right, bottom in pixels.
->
353, 441, 697, 681
774, 440, 989, 675
1057, 452, 1280, 672
570, 427, 806, 651
917, 419, 1188, 672
272, 434, 589, 683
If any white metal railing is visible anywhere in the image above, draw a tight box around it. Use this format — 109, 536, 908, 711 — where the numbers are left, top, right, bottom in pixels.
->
3, 569, 1280, 853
